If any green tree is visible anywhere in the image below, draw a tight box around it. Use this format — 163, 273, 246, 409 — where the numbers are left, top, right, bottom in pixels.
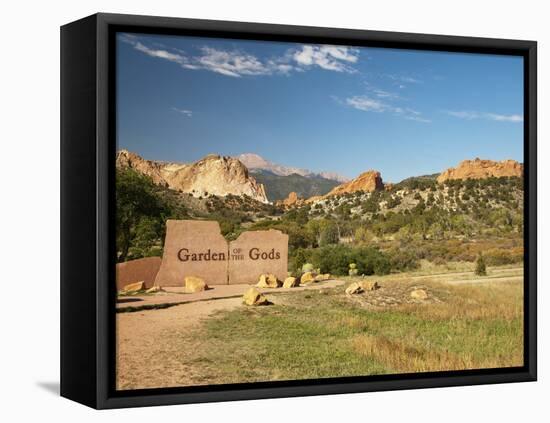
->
116, 168, 167, 262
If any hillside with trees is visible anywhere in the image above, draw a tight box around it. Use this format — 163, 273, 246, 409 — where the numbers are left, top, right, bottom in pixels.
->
117, 166, 524, 279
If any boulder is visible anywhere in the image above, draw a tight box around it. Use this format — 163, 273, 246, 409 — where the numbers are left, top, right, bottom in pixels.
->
300, 272, 316, 284
145, 285, 164, 294
410, 289, 428, 300
185, 276, 208, 293
243, 287, 270, 306
345, 282, 364, 295
360, 281, 380, 291
314, 273, 331, 282
256, 273, 280, 288
282, 277, 299, 288
122, 281, 146, 292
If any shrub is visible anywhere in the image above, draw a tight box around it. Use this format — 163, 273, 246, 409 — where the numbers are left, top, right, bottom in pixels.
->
475, 253, 487, 276
302, 262, 315, 273
305, 245, 391, 276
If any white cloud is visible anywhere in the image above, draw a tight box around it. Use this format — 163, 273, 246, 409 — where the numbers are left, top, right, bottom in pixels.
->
134, 42, 185, 63
122, 35, 360, 77
195, 47, 272, 77
292, 45, 359, 72
446, 110, 523, 123
172, 107, 192, 117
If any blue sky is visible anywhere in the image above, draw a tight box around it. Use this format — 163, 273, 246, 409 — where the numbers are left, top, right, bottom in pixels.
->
117, 33, 524, 182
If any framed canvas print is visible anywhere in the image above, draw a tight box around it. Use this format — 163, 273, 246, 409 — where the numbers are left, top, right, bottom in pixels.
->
60, 13, 537, 409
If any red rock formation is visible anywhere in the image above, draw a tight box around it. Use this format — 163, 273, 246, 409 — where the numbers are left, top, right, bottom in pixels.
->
277, 191, 305, 208
324, 170, 384, 197
437, 158, 523, 183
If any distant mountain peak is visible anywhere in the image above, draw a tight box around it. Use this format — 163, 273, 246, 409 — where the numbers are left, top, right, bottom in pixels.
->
237, 153, 349, 183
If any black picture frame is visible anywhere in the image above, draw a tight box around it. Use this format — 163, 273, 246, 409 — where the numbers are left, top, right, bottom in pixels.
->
60, 12, 537, 409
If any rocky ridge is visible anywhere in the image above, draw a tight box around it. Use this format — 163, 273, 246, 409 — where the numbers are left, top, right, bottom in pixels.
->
437, 158, 523, 183
116, 150, 268, 203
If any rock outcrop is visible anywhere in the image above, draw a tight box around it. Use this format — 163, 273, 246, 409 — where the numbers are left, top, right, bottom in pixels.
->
116, 150, 168, 186
307, 170, 384, 202
163, 154, 268, 202
116, 150, 269, 203
437, 158, 523, 183
326, 170, 384, 196
277, 191, 305, 208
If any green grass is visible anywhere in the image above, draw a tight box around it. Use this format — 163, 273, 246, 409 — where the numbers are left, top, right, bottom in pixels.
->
183, 279, 523, 385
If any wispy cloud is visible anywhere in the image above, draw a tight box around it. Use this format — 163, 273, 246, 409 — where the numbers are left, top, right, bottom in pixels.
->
292, 45, 359, 73
172, 107, 192, 117
121, 35, 360, 77
445, 110, 523, 123
345, 96, 388, 112
485, 113, 523, 123
344, 95, 430, 123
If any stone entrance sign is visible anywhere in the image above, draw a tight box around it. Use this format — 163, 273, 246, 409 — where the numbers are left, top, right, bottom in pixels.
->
154, 220, 229, 287
228, 230, 288, 284
115, 256, 161, 290
154, 220, 288, 286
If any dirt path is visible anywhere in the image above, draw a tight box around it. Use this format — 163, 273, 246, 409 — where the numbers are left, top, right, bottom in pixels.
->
116, 280, 345, 390
116, 296, 244, 390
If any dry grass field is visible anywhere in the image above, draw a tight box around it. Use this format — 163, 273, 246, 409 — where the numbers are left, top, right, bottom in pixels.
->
116, 265, 523, 390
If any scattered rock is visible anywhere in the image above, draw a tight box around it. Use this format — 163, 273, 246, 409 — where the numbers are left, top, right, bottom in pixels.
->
345, 282, 364, 295
314, 273, 331, 282
410, 289, 428, 300
283, 276, 299, 288
360, 281, 380, 291
122, 281, 146, 292
185, 276, 208, 293
145, 285, 164, 293
256, 273, 280, 288
243, 287, 270, 306
300, 272, 316, 284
